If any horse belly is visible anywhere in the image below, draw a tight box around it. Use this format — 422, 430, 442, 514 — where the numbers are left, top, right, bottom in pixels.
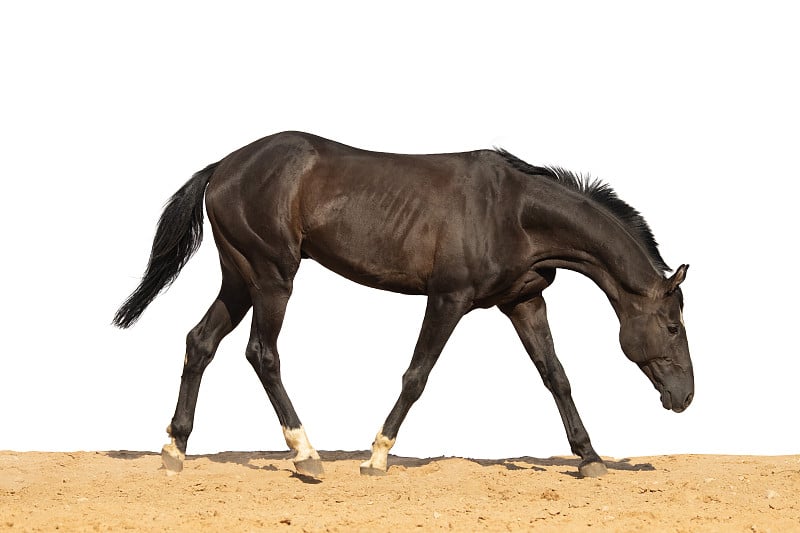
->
300, 196, 438, 295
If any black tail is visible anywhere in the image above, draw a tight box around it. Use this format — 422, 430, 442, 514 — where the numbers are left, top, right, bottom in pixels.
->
113, 162, 220, 328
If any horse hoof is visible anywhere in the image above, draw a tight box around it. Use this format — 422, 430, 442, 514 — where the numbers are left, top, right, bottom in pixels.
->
579, 461, 607, 478
294, 458, 324, 478
161, 442, 185, 475
360, 465, 388, 476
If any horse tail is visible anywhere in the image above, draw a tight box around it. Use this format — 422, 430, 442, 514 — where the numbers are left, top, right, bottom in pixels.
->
113, 162, 220, 328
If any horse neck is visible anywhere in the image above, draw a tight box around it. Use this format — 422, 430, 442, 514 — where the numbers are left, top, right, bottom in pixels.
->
524, 190, 664, 316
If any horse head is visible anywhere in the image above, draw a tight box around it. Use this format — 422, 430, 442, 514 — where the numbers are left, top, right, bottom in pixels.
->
619, 264, 693, 412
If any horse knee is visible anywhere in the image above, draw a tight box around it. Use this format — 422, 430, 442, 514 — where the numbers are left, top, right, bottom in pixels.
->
245, 339, 280, 377
532, 353, 572, 397
400, 367, 428, 402
546, 370, 572, 396
184, 327, 216, 372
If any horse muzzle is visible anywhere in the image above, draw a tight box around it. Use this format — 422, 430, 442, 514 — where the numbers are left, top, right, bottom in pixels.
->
640, 361, 694, 413
660, 389, 694, 413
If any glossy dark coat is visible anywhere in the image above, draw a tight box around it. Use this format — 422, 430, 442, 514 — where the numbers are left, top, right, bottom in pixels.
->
114, 131, 692, 478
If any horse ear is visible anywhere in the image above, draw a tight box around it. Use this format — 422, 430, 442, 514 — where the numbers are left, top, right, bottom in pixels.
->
665, 264, 689, 295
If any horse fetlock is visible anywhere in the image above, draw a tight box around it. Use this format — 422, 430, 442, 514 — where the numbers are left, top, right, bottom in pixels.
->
283, 426, 319, 460
166, 421, 191, 450
360, 431, 395, 475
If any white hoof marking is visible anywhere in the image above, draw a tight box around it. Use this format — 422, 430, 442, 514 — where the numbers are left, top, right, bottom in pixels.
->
161, 438, 185, 475
282, 426, 320, 462
360, 431, 396, 472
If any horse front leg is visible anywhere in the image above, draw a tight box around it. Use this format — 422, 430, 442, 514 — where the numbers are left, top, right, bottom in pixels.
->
500, 295, 607, 478
360, 293, 471, 475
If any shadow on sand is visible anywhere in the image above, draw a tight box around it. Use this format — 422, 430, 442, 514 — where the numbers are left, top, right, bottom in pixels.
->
105, 450, 158, 461
104, 449, 654, 479
466, 456, 655, 477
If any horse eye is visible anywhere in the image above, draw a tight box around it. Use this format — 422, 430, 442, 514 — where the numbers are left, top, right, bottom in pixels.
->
667, 324, 680, 335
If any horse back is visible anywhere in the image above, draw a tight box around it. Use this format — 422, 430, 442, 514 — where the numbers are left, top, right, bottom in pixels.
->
206, 132, 531, 297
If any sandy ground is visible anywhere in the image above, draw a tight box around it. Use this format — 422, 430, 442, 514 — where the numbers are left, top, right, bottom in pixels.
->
1, 451, 798, 532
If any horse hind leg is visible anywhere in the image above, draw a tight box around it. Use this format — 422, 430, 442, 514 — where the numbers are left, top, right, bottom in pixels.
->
245, 278, 324, 478
162, 272, 251, 473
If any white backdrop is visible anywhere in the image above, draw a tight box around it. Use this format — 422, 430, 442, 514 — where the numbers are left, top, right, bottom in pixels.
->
1, 2, 797, 460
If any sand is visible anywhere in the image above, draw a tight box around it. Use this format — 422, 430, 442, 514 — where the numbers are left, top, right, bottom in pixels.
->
1, 451, 798, 532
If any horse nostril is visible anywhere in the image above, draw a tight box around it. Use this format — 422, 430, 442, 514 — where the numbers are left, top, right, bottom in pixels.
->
684, 392, 694, 408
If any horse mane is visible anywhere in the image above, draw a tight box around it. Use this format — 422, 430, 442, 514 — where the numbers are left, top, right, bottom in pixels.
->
495, 148, 670, 274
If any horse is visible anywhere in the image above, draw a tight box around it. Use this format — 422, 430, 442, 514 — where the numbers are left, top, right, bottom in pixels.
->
114, 131, 692, 478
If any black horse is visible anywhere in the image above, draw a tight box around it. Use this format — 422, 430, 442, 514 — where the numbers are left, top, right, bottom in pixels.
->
114, 131, 692, 478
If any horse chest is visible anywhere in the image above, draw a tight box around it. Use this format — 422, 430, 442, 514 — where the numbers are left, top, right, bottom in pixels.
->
475, 268, 555, 308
